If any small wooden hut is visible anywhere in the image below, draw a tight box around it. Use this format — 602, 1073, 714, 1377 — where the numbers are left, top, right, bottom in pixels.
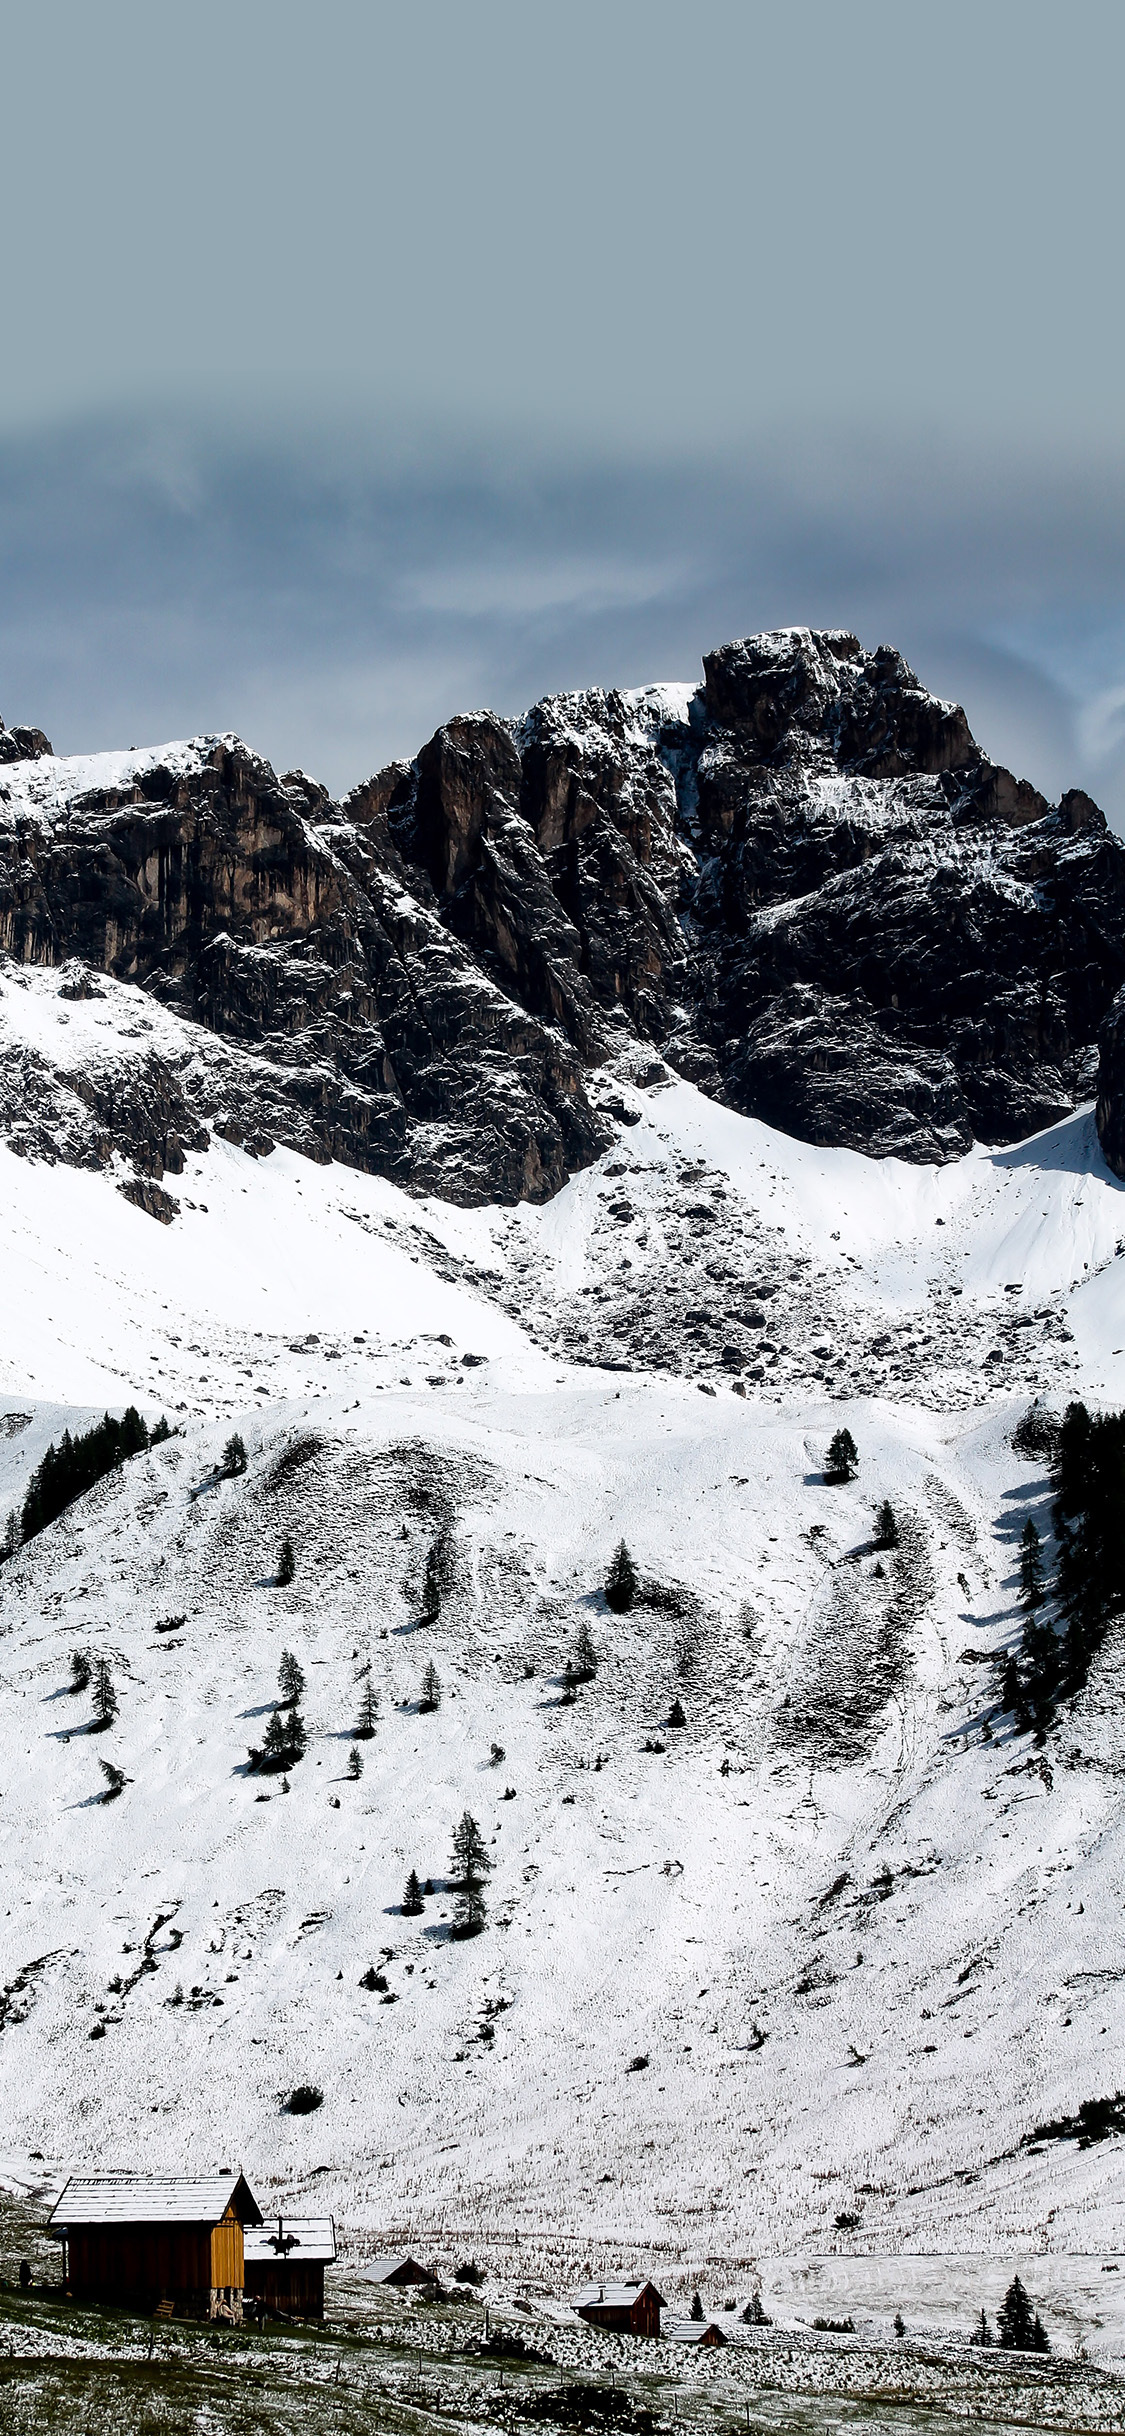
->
48, 2171, 262, 2319
243, 2217, 336, 2318
575, 2279, 665, 2336
664, 2317, 727, 2347
366, 2253, 436, 2286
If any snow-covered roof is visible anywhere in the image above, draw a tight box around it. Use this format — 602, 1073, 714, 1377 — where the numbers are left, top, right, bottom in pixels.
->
244, 2217, 336, 2265
49, 2172, 262, 2228
364, 2253, 434, 2282
575, 2280, 663, 2310
663, 2318, 726, 2343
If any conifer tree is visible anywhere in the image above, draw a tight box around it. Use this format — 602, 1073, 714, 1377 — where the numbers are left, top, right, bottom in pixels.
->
969, 2309, 993, 2347
276, 1537, 296, 1586
453, 1877, 488, 1937
356, 1678, 379, 1738
69, 1648, 91, 1695
419, 1659, 441, 1712
572, 1619, 598, 1682
605, 1541, 638, 1613
91, 1656, 118, 1731
222, 1433, 247, 1478
873, 1499, 898, 1550
1, 1509, 19, 1560
689, 2292, 704, 2321
825, 1428, 859, 1484
451, 1811, 491, 1885
402, 1869, 425, 1915
346, 1744, 363, 1780
99, 1759, 127, 1801
1018, 1516, 1045, 1610
667, 1696, 687, 1728
278, 1648, 305, 1706
997, 2277, 1038, 2350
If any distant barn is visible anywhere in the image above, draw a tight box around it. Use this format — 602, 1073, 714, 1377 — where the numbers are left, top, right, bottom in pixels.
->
664, 2317, 727, 2347
366, 2253, 435, 2287
575, 2279, 665, 2336
48, 2172, 262, 2319
243, 2217, 336, 2319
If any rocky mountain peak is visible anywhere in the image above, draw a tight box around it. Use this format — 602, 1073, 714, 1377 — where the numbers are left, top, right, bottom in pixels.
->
3, 633, 1125, 1203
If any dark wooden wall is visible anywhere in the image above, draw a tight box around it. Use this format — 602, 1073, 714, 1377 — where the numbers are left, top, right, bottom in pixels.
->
68, 2223, 214, 2300
244, 2259, 326, 2317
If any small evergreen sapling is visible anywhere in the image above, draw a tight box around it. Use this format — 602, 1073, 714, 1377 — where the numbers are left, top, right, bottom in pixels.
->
222, 1433, 247, 1478
99, 1759, 127, 1802
605, 1540, 638, 1613
689, 2292, 704, 2321
1, 1509, 19, 1560
69, 1648, 91, 1695
346, 1745, 363, 1780
970, 2309, 993, 2347
402, 1869, 425, 1915
893, 2312, 906, 2339
450, 1809, 490, 1938
824, 1428, 858, 1484
667, 1696, 687, 1728
278, 1648, 305, 1706
419, 1660, 442, 1712
91, 1656, 118, 1731
276, 1536, 296, 1586
356, 1678, 379, 1738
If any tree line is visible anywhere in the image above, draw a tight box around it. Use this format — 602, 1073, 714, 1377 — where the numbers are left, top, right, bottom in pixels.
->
13, 1408, 171, 1548
1005, 1401, 1125, 1737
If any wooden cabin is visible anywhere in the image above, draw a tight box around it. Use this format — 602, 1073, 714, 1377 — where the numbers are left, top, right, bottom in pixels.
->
243, 2217, 336, 2318
366, 2252, 436, 2286
664, 2317, 727, 2347
575, 2279, 665, 2336
48, 2171, 262, 2319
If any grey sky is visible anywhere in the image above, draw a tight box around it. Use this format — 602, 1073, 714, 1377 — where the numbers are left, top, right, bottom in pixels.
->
2, 1, 1124, 814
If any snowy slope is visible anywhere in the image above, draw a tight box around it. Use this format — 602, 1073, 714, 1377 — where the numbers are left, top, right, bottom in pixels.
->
2, 968, 1125, 2297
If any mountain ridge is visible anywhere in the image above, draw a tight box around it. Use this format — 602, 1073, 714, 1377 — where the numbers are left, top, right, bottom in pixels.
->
4, 628, 1125, 1205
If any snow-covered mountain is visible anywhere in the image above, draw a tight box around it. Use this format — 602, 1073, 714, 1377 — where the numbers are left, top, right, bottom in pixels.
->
2, 634, 1125, 2283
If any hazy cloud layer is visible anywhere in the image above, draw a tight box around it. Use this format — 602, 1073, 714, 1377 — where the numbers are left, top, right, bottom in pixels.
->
3, 413, 1125, 829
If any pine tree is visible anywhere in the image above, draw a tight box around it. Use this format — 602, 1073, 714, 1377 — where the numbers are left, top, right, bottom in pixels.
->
825, 1428, 858, 1484
572, 1620, 598, 1682
874, 1499, 898, 1550
419, 1660, 441, 1712
91, 1656, 118, 1731
69, 1648, 91, 1695
969, 2309, 993, 2347
222, 1433, 247, 1478
278, 1648, 305, 1706
99, 1759, 127, 1802
997, 2276, 1037, 2350
452, 1878, 488, 1937
451, 1811, 492, 1885
1031, 2314, 1050, 2353
605, 1541, 638, 1613
346, 1744, 363, 1779
276, 1537, 296, 1586
356, 1679, 379, 1738
893, 2312, 906, 2338
1018, 1516, 1045, 1612
999, 1651, 1029, 1730
1, 1509, 19, 1560
256, 1706, 308, 1770
402, 1869, 425, 1915
667, 1696, 687, 1727
689, 2292, 704, 2321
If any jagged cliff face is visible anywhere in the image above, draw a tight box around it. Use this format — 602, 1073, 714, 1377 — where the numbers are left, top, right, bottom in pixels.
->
2, 627, 1125, 1204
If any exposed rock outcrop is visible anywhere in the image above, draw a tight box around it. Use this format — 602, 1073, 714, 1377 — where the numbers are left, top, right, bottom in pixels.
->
2, 628, 1124, 1201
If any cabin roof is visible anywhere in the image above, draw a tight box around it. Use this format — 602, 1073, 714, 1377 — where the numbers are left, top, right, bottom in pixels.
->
575, 2280, 664, 2310
49, 2172, 263, 2229
365, 2253, 432, 2282
245, 2218, 337, 2266
663, 2318, 726, 2343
